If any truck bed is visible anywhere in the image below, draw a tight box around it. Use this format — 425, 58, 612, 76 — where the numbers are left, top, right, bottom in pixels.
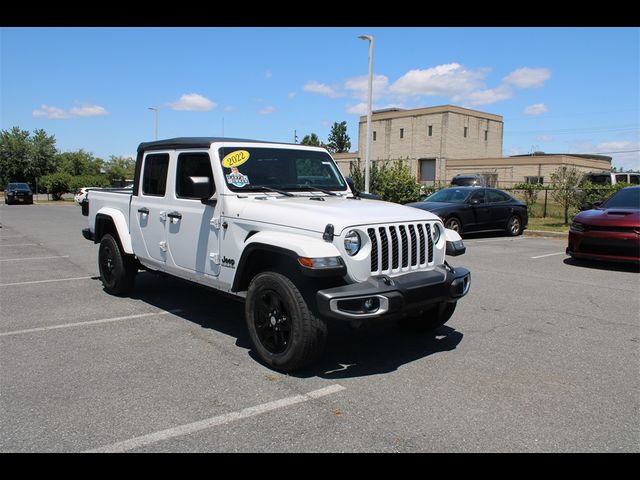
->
86, 189, 132, 234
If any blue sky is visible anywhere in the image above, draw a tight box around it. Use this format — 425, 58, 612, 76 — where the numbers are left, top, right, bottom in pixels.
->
2, 27, 639, 170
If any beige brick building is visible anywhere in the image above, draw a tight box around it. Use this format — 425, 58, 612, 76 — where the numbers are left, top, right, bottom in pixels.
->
332, 104, 611, 187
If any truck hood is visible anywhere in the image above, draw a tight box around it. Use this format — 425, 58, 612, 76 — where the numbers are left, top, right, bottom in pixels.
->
227, 195, 440, 234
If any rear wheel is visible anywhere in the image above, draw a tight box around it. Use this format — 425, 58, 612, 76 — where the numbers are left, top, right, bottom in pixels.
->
506, 215, 522, 236
444, 217, 463, 235
98, 234, 136, 295
399, 302, 457, 331
245, 272, 327, 372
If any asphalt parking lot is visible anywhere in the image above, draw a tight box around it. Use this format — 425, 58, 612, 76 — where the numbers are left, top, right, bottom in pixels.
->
1, 202, 638, 452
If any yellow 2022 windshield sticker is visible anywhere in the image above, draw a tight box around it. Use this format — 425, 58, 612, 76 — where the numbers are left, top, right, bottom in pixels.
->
222, 150, 250, 168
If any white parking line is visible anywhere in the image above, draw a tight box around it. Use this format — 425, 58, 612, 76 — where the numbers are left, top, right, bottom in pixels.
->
0, 255, 69, 262
85, 384, 346, 453
0, 309, 183, 337
531, 252, 566, 259
0, 276, 94, 287
465, 237, 529, 244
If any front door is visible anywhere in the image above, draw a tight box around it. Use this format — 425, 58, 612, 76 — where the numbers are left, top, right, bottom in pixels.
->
166, 151, 221, 277
130, 152, 171, 264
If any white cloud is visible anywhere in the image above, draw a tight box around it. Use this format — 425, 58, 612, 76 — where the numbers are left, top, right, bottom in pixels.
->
258, 106, 276, 115
169, 93, 216, 111
69, 104, 108, 117
346, 103, 369, 115
265, 70, 272, 80
455, 85, 513, 106
344, 74, 389, 101
523, 103, 549, 116
535, 135, 555, 142
223, 106, 236, 112
596, 140, 633, 150
288, 92, 297, 99
32, 103, 108, 119
303, 81, 343, 98
389, 63, 488, 98
504, 67, 551, 89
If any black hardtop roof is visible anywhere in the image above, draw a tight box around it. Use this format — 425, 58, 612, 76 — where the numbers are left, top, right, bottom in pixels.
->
137, 137, 295, 152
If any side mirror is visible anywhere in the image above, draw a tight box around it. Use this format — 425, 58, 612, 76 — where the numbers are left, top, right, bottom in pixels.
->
188, 176, 216, 204
345, 176, 359, 196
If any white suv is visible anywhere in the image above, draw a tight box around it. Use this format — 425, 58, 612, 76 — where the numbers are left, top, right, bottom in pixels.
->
74, 187, 92, 204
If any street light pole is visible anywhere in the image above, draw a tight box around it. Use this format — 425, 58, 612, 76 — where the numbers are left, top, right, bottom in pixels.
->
358, 34, 374, 193
148, 107, 158, 140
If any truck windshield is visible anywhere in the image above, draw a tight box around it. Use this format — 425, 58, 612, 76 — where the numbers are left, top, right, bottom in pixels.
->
218, 147, 348, 193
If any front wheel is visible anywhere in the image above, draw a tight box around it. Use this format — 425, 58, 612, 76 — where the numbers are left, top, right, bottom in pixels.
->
98, 234, 136, 295
245, 272, 327, 372
506, 215, 522, 236
399, 302, 457, 331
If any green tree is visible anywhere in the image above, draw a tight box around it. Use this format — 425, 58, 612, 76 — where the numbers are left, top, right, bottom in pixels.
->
349, 157, 420, 203
105, 155, 135, 183
514, 182, 543, 210
0, 127, 32, 185
29, 129, 58, 186
550, 165, 582, 225
326, 121, 351, 153
40, 172, 72, 200
300, 133, 322, 147
56, 149, 104, 176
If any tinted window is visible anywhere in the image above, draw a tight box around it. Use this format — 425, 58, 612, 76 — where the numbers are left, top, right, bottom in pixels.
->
486, 189, 511, 203
589, 174, 611, 185
426, 188, 470, 203
615, 174, 628, 183
604, 188, 640, 209
8, 183, 30, 189
629, 174, 640, 185
451, 176, 480, 186
469, 189, 486, 204
142, 153, 169, 196
176, 152, 214, 199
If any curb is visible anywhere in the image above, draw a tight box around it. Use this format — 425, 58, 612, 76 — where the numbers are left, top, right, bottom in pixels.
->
524, 229, 568, 239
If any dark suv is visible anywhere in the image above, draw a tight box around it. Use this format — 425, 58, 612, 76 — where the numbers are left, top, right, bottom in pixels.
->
451, 175, 485, 187
4, 183, 34, 205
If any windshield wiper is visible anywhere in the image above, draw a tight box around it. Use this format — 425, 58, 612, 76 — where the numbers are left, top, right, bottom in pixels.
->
292, 185, 340, 196
247, 186, 294, 197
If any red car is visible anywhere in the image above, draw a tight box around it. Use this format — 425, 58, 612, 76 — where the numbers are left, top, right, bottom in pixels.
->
567, 186, 640, 263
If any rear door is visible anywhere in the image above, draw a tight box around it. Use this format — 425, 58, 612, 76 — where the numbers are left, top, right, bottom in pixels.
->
130, 152, 171, 264
166, 150, 221, 277
486, 189, 513, 229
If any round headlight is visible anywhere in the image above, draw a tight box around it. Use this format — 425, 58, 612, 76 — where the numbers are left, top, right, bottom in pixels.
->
432, 223, 442, 244
344, 230, 361, 256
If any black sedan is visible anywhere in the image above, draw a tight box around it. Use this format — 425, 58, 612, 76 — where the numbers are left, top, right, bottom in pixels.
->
406, 187, 528, 236
4, 182, 34, 205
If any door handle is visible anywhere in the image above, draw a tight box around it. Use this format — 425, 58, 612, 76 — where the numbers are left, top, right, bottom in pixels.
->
167, 211, 182, 220
138, 207, 149, 214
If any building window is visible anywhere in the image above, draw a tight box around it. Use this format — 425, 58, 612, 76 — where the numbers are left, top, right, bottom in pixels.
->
400, 128, 404, 139
464, 126, 468, 138
524, 176, 544, 184
484, 130, 488, 141
428, 125, 433, 136
373, 131, 376, 141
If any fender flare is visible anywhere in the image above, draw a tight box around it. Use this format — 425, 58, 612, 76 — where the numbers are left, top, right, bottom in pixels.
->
232, 231, 343, 292
95, 207, 133, 254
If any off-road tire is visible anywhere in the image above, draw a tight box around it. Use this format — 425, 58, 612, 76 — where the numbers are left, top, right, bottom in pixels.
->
245, 272, 327, 372
98, 233, 136, 295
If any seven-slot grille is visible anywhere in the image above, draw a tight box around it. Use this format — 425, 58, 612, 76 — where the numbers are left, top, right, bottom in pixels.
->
367, 223, 434, 274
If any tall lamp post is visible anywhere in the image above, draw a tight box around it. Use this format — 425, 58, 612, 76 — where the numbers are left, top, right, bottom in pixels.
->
358, 34, 374, 193
148, 107, 159, 140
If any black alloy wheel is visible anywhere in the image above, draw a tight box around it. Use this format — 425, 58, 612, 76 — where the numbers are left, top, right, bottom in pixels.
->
254, 288, 292, 355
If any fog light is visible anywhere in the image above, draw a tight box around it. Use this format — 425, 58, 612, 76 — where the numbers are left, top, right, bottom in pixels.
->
362, 297, 380, 313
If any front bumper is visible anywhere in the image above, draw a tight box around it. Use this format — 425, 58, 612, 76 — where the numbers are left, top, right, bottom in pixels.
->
567, 230, 639, 263
316, 264, 470, 321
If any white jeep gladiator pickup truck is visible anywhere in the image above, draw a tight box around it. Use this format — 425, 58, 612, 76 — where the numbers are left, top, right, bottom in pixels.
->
82, 137, 470, 371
